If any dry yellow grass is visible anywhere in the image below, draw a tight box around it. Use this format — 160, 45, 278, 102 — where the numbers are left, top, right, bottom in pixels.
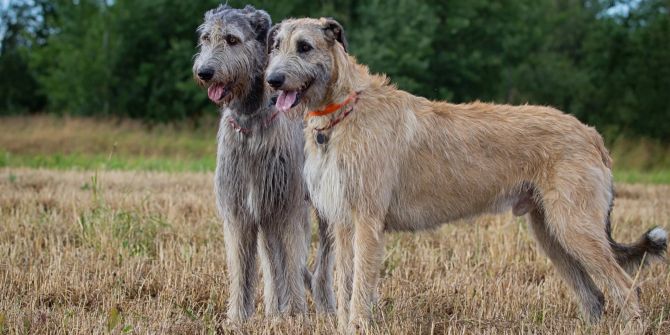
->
0, 115, 216, 158
1, 168, 669, 334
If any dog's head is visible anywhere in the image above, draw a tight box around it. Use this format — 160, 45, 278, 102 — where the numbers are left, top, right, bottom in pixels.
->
265, 18, 348, 116
192, 5, 271, 106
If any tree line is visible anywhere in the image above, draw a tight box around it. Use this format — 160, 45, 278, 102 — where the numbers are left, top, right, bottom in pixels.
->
1, 0, 668, 140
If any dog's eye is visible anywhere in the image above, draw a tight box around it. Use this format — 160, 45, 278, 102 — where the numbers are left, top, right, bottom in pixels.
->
201, 33, 210, 43
226, 35, 239, 45
297, 41, 312, 53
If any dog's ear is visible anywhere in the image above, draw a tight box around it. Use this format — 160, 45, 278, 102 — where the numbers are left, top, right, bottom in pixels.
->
322, 18, 348, 53
267, 23, 280, 54
243, 5, 271, 43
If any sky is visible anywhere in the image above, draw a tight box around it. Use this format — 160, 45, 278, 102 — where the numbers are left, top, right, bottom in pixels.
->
605, 0, 643, 16
0, 0, 8, 47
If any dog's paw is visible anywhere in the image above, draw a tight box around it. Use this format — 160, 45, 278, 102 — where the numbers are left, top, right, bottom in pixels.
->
226, 305, 253, 323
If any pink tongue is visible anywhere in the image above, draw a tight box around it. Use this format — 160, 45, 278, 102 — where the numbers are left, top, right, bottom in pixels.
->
207, 85, 224, 102
276, 91, 297, 112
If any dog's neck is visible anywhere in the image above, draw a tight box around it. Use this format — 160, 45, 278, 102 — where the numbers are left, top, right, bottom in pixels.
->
228, 74, 268, 118
321, 51, 378, 108
306, 54, 379, 131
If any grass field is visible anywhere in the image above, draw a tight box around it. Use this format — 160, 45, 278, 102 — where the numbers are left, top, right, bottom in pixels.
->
0, 116, 216, 173
1, 116, 669, 334
2, 116, 670, 183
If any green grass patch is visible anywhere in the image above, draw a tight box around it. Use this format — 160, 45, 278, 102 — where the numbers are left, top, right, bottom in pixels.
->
3, 150, 670, 184
1, 151, 215, 172
613, 170, 670, 184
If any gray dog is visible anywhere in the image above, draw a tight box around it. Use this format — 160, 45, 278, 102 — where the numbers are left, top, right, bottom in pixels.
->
192, 5, 335, 320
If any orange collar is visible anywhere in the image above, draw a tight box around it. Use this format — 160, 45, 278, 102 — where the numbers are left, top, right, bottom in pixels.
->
307, 91, 359, 118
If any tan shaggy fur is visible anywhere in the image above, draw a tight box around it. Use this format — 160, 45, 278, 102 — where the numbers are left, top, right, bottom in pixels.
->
266, 18, 668, 333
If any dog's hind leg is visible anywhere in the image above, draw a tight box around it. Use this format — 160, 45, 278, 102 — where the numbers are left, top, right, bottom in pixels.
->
527, 207, 605, 322
223, 218, 258, 321
311, 209, 336, 314
539, 173, 642, 322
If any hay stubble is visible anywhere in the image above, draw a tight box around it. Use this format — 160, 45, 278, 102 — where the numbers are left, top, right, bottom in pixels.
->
1, 168, 668, 334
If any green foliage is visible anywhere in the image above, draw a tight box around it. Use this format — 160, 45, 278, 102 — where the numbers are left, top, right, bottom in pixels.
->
31, 0, 117, 115
0, 0, 669, 138
0, 0, 51, 113
353, 0, 439, 95
109, 0, 221, 120
28, 0, 220, 120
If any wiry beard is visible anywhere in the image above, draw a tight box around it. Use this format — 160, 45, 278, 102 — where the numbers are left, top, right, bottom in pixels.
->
194, 44, 267, 111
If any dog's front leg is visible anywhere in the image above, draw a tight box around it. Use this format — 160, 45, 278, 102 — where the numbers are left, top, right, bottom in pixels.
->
334, 222, 354, 332
349, 213, 385, 332
223, 219, 258, 321
257, 225, 287, 316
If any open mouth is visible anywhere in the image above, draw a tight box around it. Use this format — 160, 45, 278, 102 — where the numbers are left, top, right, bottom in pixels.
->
275, 79, 313, 112
207, 82, 232, 104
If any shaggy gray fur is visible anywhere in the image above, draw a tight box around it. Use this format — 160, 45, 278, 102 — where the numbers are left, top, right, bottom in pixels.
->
192, 5, 335, 320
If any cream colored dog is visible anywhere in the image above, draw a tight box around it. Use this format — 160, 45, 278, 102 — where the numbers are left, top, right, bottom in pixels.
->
265, 17, 668, 332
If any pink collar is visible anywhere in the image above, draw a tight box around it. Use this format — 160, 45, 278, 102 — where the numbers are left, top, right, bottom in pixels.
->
227, 110, 281, 135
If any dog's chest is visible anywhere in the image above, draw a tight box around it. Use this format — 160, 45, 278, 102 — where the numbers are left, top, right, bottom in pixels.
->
215, 129, 296, 222
304, 146, 349, 223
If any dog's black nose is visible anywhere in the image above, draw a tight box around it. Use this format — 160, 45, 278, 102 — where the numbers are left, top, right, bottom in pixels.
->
197, 68, 215, 81
267, 73, 285, 89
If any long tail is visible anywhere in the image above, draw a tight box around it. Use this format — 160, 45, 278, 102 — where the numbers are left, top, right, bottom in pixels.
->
606, 202, 668, 274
